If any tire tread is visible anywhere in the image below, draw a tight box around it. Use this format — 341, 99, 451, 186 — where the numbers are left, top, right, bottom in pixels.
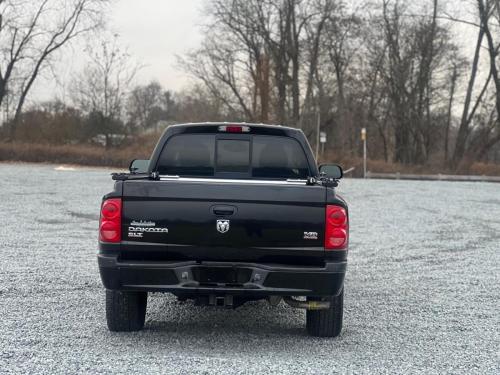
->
306, 289, 344, 337
106, 290, 147, 332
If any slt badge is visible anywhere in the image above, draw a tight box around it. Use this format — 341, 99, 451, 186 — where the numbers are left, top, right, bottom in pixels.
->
216, 219, 230, 233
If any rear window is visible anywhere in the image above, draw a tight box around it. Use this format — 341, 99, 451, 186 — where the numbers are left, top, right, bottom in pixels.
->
217, 139, 250, 173
156, 134, 214, 176
251, 136, 309, 179
156, 135, 310, 179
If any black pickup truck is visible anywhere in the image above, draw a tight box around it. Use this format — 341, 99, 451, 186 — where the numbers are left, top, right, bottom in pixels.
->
98, 123, 348, 337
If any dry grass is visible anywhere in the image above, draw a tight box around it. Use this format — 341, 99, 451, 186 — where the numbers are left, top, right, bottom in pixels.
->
0, 141, 154, 168
0, 131, 161, 168
1, 140, 500, 176
321, 153, 500, 177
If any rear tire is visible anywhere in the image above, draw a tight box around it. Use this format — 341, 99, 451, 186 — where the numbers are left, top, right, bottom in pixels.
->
106, 290, 147, 332
306, 288, 343, 337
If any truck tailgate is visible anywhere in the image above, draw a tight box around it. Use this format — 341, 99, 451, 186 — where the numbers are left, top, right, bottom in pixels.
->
120, 180, 326, 264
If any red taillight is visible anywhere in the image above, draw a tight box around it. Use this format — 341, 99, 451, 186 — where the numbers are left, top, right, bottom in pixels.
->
99, 198, 122, 243
325, 205, 348, 250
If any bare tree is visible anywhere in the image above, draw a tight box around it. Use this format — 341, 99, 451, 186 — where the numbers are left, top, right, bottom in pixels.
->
0, 0, 106, 136
317, 2, 362, 152
71, 36, 138, 146
444, 63, 459, 163
379, 0, 457, 164
474, 0, 500, 158
174, 84, 227, 123
128, 81, 174, 132
181, 0, 342, 127
450, 0, 500, 169
451, 12, 487, 167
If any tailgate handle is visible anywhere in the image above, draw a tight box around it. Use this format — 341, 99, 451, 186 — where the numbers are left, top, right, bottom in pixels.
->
211, 205, 236, 216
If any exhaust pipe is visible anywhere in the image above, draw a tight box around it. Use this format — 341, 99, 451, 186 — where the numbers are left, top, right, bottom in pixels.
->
283, 297, 330, 310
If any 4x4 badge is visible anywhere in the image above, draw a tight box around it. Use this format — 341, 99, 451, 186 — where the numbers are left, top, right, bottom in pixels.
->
216, 219, 230, 233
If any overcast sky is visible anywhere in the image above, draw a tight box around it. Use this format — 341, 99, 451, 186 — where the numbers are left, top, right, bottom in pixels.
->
32, 0, 204, 103
109, 0, 204, 89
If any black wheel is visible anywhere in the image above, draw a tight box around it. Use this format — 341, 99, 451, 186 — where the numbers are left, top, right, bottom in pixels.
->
306, 288, 343, 337
106, 290, 147, 332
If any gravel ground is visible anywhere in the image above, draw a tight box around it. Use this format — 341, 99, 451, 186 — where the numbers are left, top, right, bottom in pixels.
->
0, 163, 499, 374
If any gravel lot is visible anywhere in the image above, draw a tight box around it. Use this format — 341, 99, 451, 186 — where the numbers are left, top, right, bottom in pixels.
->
0, 163, 499, 374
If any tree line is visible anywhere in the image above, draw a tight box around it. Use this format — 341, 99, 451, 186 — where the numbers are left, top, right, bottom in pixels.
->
1, 0, 500, 170
181, 0, 500, 169
0, 0, 224, 147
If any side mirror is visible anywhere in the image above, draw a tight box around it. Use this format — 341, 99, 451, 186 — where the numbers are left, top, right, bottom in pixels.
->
129, 159, 150, 173
319, 164, 343, 179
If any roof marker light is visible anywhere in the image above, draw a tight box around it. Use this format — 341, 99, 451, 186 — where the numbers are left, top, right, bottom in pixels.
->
218, 125, 250, 133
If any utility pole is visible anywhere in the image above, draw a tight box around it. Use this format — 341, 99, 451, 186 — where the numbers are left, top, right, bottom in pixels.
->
361, 128, 367, 178
315, 112, 321, 161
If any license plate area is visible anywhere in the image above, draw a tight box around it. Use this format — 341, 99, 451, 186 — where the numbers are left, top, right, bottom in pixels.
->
192, 266, 252, 286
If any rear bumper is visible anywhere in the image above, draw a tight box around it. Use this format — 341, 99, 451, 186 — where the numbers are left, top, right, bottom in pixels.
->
98, 254, 346, 297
